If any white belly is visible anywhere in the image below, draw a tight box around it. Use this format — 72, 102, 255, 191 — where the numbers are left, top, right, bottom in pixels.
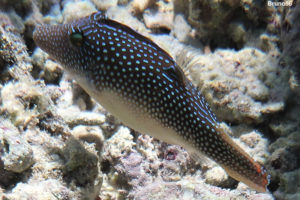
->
93, 89, 181, 145
71, 73, 193, 150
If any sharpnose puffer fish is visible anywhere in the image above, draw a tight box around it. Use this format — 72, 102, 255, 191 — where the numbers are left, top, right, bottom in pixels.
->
33, 11, 269, 192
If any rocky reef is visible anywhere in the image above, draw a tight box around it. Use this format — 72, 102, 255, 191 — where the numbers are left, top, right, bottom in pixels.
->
0, 0, 299, 200
281, 2, 300, 85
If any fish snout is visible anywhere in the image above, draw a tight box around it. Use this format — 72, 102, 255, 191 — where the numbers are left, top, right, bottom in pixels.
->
33, 24, 71, 60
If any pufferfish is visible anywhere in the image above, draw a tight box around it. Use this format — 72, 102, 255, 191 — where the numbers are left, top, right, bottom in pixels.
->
33, 11, 269, 192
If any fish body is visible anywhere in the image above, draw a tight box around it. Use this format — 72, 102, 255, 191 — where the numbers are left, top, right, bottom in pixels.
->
33, 12, 269, 192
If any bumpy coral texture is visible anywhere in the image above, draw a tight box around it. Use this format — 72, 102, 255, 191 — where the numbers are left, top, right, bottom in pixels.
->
0, 0, 298, 200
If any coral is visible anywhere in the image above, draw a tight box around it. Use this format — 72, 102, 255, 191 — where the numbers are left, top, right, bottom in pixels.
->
178, 0, 277, 49
106, 6, 148, 34
39, 59, 63, 85
142, 0, 174, 31
171, 14, 193, 42
265, 84, 300, 199
204, 166, 233, 188
0, 0, 33, 17
129, 176, 274, 200
281, 3, 300, 83
0, 119, 34, 189
0, 12, 32, 82
130, 0, 154, 13
62, 1, 97, 23
143, 9, 174, 31
103, 126, 135, 161
71, 125, 105, 154
280, 169, 300, 197
1, 81, 48, 127
1, 0, 298, 199
62, 137, 103, 199
3, 179, 78, 200
269, 97, 300, 138
179, 48, 289, 124
0, 7, 103, 199
91, 0, 118, 11
100, 126, 270, 199
268, 130, 300, 199
0, 121, 34, 173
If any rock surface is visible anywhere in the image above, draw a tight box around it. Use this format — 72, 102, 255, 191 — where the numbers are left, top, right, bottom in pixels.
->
0, 0, 299, 200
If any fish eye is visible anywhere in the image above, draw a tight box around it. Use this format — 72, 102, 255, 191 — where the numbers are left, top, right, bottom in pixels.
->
163, 65, 185, 85
70, 32, 83, 47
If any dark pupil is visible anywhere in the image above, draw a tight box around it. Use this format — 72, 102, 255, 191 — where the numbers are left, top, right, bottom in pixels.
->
70, 32, 83, 47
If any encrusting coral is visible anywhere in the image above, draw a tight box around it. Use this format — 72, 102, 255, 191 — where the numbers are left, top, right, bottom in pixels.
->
0, 0, 298, 199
